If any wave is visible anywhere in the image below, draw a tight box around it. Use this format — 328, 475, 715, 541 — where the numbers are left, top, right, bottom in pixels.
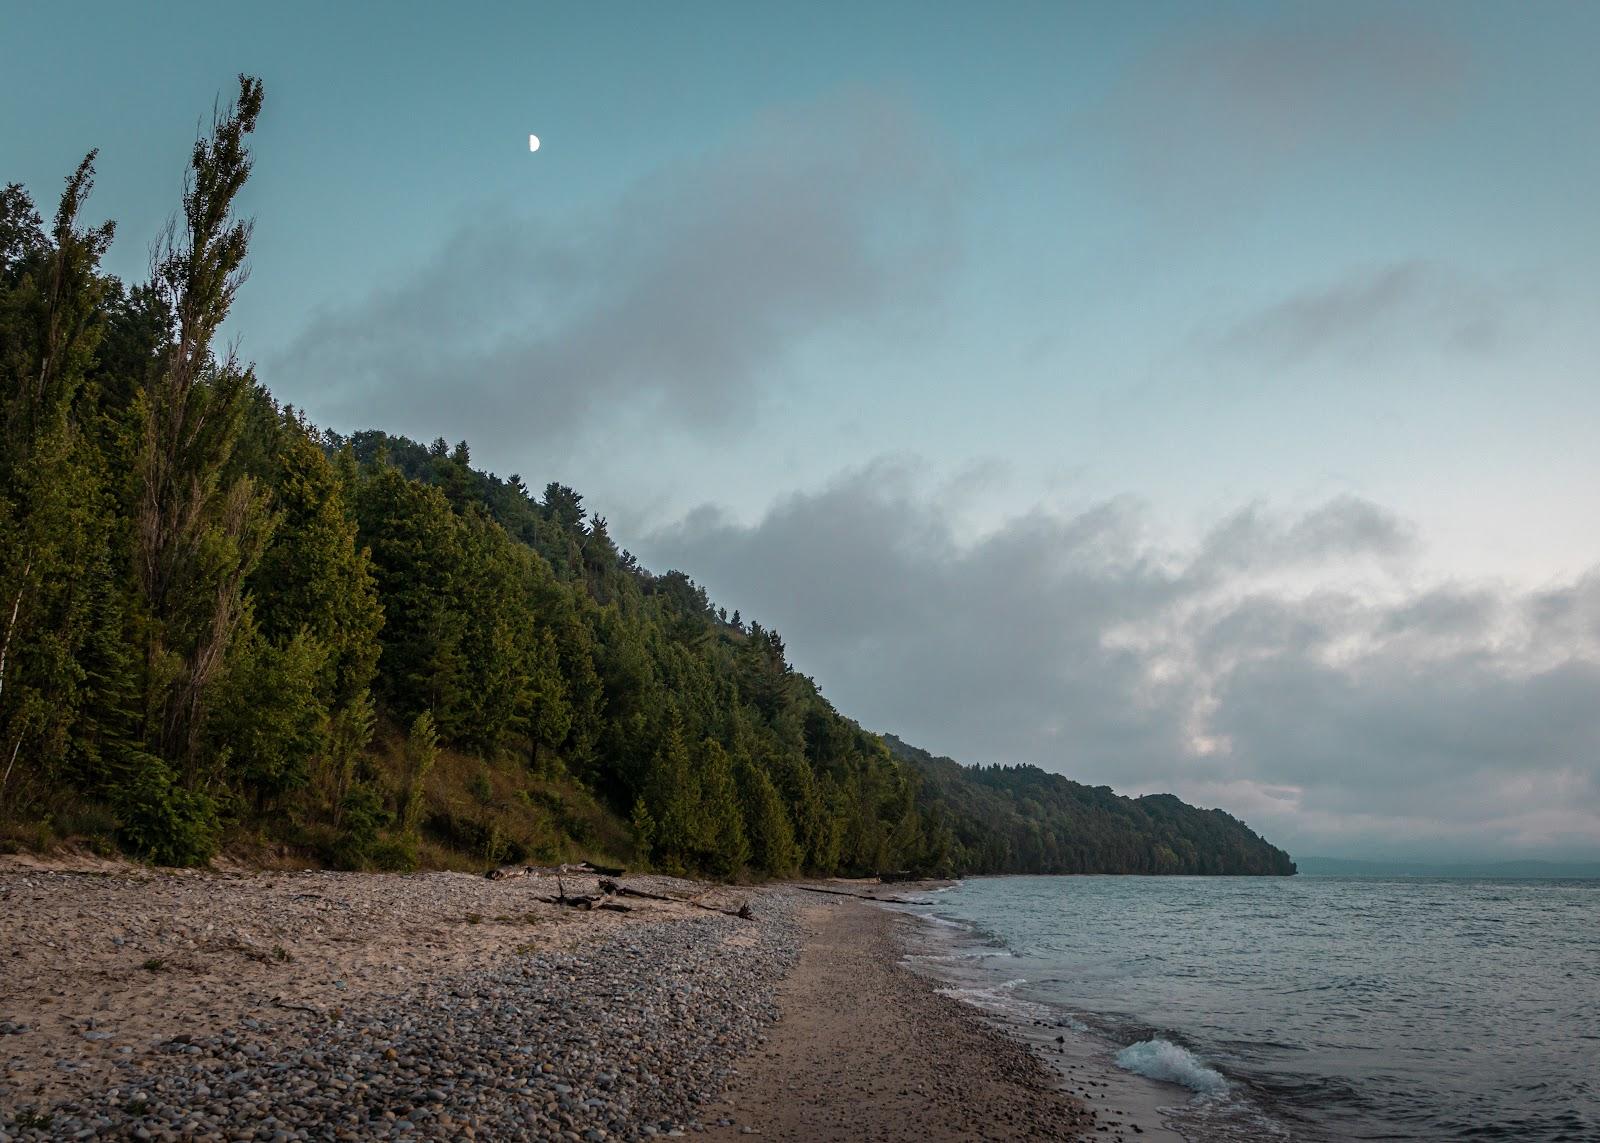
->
937, 977, 1028, 998
902, 948, 1014, 964
1115, 1038, 1230, 1096
915, 912, 971, 931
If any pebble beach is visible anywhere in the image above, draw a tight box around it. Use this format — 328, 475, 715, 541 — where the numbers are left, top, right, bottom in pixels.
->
0, 863, 798, 1141
0, 862, 1094, 1141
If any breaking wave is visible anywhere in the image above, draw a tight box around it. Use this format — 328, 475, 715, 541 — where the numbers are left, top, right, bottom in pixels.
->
1115, 1039, 1230, 1096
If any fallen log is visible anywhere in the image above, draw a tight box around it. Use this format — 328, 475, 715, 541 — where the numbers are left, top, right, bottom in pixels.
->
598, 878, 673, 901
794, 884, 878, 900
485, 865, 530, 881
793, 884, 932, 905
487, 860, 624, 880
538, 893, 602, 909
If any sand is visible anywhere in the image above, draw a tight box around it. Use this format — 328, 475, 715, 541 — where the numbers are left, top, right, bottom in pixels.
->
702, 897, 1098, 1141
2, 859, 1196, 1141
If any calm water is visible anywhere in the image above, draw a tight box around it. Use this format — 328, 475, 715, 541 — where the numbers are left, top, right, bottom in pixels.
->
900, 875, 1599, 1141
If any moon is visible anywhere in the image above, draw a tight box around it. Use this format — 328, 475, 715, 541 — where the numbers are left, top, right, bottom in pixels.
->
529, 134, 541, 153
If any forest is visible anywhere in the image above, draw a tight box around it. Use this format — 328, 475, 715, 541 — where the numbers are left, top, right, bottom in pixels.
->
0, 77, 1294, 878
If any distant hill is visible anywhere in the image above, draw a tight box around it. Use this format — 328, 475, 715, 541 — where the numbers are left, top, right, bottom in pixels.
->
1297, 856, 1600, 879
883, 736, 1297, 876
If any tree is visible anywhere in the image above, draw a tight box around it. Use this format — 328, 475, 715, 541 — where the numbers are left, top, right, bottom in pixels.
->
0, 159, 116, 808
697, 738, 749, 876
643, 716, 702, 872
133, 74, 273, 784
355, 463, 467, 732
522, 627, 571, 773
737, 758, 797, 876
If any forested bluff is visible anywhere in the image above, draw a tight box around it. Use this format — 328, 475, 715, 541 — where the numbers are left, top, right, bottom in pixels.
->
0, 77, 1295, 878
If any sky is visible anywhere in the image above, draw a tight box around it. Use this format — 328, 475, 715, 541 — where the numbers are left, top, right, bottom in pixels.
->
5, 0, 1599, 861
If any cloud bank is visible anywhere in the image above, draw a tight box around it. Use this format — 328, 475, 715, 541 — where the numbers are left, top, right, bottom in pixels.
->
640, 464, 1600, 862
273, 91, 955, 457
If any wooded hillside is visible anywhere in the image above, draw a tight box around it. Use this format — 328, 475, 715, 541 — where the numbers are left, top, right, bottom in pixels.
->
0, 77, 1294, 878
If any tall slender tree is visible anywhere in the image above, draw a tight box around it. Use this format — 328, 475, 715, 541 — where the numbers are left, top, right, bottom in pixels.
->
133, 75, 272, 777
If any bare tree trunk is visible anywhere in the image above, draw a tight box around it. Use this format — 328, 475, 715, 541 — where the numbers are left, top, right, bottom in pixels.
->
0, 738, 21, 807
0, 556, 30, 713
0, 562, 27, 809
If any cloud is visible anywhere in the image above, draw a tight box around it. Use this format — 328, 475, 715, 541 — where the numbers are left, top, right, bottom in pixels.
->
638, 463, 1600, 862
1214, 261, 1510, 370
272, 90, 956, 455
1103, 12, 1464, 200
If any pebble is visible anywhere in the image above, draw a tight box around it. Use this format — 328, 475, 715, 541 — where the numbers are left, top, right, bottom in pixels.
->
0, 890, 801, 1142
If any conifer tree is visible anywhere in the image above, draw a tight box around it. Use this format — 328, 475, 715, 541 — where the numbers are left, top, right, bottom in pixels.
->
737, 757, 797, 876
522, 627, 572, 773
697, 738, 749, 876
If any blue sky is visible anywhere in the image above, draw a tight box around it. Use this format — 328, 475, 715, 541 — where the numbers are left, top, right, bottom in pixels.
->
5, 1, 1599, 859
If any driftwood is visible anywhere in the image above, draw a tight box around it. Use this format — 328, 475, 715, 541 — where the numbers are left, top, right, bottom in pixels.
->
683, 897, 754, 919
794, 884, 933, 905
487, 861, 626, 881
594, 878, 754, 920
794, 884, 880, 900
534, 877, 603, 908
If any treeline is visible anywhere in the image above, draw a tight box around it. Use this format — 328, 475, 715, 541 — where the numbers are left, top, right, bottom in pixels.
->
887, 737, 1296, 875
0, 76, 1293, 879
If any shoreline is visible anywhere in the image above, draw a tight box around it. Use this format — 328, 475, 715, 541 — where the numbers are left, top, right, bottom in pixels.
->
2, 861, 1191, 1141
886, 893, 1191, 1142
701, 894, 1096, 1141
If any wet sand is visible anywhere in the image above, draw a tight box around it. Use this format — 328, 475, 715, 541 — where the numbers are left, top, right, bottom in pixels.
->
703, 898, 1098, 1141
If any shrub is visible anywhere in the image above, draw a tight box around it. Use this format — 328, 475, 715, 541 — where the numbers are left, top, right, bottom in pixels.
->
114, 753, 221, 867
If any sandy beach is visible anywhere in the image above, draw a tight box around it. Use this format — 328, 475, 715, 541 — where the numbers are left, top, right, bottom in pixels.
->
1, 861, 1170, 1141
700, 896, 1094, 1141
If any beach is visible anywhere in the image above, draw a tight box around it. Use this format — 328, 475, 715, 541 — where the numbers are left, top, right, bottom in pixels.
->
1, 861, 1166, 1141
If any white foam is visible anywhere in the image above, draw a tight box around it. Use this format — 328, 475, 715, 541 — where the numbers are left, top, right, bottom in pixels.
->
916, 913, 971, 930
936, 977, 1028, 998
1114, 1039, 1229, 1096
903, 949, 1013, 963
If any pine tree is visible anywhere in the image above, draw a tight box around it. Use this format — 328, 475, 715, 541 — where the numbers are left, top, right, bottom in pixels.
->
523, 627, 572, 773
697, 738, 749, 876
355, 463, 468, 733
737, 757, 797, 876
645, 716, 702, 871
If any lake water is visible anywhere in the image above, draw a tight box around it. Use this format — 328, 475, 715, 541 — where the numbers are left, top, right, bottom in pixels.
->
898, 875, 1599, 1141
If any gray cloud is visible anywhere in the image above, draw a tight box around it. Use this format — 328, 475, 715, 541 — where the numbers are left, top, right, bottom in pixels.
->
638, 464, 1600, 862
273, 91, 956, 454
1103, 13, 1463, 203
1215, 261, 1510, 370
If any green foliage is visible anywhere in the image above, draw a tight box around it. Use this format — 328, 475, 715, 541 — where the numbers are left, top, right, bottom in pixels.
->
399, 711, 437, 835
113, 752, 220, 866
629, 796, 656, 857
0, 78, 1296, 882
331, 782, 389, 869
206, 628, 329, 805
